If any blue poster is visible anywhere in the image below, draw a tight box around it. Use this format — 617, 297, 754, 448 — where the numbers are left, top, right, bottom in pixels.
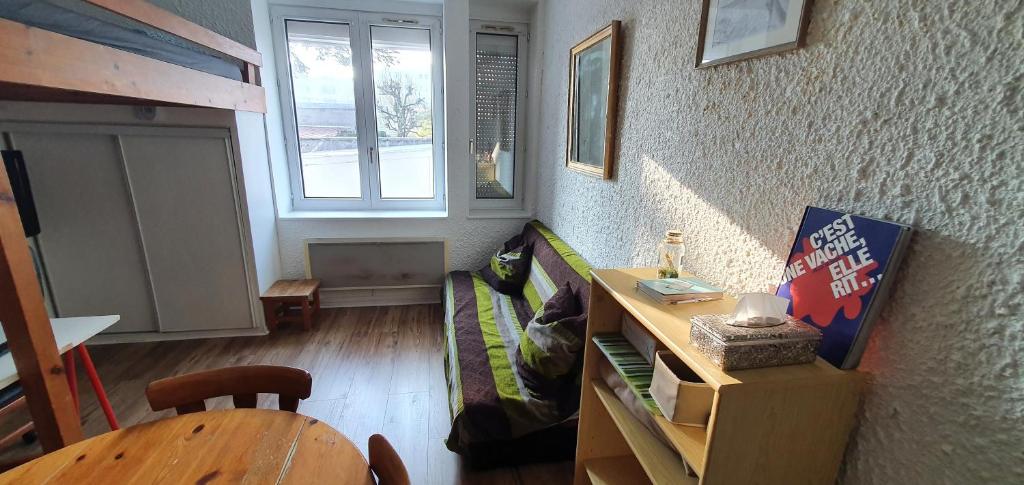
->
777, 207, 911, 369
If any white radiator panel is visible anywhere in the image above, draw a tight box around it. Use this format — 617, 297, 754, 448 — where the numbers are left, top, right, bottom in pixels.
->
304, 238, 447, 306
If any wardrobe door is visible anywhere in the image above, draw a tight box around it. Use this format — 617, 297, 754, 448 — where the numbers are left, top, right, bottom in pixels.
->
9, 130, 159, 333
119, 130, 254, 332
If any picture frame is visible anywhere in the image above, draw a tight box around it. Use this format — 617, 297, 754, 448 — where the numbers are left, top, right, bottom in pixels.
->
695, 0, 814, 69
566, 21, 622, 179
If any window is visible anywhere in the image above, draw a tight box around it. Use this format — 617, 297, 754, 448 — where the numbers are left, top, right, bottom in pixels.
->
470, 21, 528, 210
272, 8, 445, 212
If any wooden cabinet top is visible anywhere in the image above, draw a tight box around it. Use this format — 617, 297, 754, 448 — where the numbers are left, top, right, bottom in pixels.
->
590, 268, 850, 390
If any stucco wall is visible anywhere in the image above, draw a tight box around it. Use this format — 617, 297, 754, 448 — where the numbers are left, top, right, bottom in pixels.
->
151, 0, 256, 47
533, 0, 1022, 483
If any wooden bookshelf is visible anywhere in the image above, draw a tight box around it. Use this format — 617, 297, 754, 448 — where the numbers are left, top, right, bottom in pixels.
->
574, 268, 862, 485
592, 380, 696, 484
652, 414, 707, 475
583, 455, 652, 485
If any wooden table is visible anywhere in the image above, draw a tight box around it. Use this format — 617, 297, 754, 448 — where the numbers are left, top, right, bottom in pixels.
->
260, 279, 321, 331
0, 409, 374, 484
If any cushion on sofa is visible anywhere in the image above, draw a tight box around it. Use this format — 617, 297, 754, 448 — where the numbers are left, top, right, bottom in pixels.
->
478, 236, 532, 295
517, 282, 586, 383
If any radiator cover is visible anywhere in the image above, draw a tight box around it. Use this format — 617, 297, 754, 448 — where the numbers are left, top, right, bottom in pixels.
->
303, 237, 448, 291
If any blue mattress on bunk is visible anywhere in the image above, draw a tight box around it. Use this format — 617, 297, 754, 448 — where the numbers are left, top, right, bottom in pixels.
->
0, 0, 243, 81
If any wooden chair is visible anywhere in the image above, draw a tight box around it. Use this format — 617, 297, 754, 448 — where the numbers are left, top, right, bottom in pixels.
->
145, 365, 312, 415
368, 434, 409, 485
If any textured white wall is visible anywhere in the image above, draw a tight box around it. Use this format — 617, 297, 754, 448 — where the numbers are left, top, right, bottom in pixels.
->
150, 0, 256, 47
533, 0, 1023, 483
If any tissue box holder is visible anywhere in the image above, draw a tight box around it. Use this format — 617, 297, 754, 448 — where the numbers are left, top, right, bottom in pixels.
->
690, 314, 822, 371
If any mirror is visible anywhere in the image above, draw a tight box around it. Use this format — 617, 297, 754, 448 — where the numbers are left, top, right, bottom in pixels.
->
566, 21, 621, 179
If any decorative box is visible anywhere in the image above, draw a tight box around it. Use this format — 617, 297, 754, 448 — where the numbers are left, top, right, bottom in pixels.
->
689, 314, 822, 371
649, 351, 714, 427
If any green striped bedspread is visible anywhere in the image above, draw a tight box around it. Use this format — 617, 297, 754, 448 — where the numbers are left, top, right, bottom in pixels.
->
442, 221, 592, 453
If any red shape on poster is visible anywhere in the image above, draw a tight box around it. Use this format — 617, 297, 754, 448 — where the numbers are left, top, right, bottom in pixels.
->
788, 238, 878, 327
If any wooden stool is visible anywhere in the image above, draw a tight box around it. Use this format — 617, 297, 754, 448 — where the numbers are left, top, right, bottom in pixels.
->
260, 279, 321, 332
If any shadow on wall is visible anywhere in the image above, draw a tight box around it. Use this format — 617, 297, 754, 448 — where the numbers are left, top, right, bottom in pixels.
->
840, 228, 1023, 481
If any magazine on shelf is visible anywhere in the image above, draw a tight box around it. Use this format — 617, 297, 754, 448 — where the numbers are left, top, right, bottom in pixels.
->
636, 277, 724, 304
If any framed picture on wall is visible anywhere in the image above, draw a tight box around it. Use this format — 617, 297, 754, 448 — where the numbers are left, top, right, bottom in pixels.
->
695, 0, 814, 68
566, 21, 621, 179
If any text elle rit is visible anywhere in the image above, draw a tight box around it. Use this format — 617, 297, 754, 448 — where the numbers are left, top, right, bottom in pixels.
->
782, 214, 880, 299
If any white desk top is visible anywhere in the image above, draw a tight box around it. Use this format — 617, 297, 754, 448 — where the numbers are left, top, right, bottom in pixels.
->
0, 315, 120, 389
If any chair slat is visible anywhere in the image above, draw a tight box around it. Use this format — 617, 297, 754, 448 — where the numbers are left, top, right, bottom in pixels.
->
279, 395, 300, 413
233, 394, 258, 409
175, 402, 206, 415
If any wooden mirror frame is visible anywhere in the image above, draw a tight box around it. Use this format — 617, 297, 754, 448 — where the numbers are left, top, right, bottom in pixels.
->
565, 21, 622, 179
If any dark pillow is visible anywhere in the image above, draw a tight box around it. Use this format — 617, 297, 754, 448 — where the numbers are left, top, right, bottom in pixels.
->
478, 236, 532, 295
516, 283, 588, 396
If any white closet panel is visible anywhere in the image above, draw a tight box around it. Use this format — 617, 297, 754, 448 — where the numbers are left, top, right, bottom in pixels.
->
119, 131, 253, 332
10, 131, 158, 333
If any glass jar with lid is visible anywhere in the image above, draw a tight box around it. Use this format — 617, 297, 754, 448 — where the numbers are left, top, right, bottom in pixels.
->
656, 230, 686, 278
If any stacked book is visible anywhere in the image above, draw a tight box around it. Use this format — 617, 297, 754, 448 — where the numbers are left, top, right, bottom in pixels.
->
636, 276, 724, 304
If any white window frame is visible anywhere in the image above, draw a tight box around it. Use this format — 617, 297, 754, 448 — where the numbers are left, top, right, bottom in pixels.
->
271, 6, 446, 212
469, 20, 528, 211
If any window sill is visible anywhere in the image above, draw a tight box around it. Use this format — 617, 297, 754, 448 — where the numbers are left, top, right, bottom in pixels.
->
278, 209, 449, 220
466, 209, 535, 220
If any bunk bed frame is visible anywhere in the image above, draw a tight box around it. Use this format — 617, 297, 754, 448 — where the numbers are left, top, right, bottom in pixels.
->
0, 0, 266, 112
0, 0, 267, 453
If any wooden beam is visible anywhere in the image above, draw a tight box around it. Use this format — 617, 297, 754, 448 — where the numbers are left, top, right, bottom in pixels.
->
84, 0, 262, 67
0, 165, 82, 451
0, 19, 266, 113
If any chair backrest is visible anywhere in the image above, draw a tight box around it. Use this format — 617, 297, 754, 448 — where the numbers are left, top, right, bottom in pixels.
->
368, 434, 410, 485
145, 365, 312, 415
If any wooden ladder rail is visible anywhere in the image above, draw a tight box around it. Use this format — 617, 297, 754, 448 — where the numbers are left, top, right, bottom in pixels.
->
0, 164, 82, 451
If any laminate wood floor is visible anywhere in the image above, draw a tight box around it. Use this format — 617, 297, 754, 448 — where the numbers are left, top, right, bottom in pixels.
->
3, 305, 573, 484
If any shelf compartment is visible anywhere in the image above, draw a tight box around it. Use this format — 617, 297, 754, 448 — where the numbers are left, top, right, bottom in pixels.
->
584, 456, 652, 485
592, 379, 697, 485
592, 333, 660, 414
591, 340, 710, 475
652, 415, 707, 476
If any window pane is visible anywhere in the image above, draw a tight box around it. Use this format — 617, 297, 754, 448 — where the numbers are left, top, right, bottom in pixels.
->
285, 20, 361, 199
369, 26, 435, 199
474, 33, 518, 199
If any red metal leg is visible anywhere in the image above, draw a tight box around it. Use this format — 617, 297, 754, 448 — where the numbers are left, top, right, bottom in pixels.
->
62, 351, 79, 415
75, 345, 119, 431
